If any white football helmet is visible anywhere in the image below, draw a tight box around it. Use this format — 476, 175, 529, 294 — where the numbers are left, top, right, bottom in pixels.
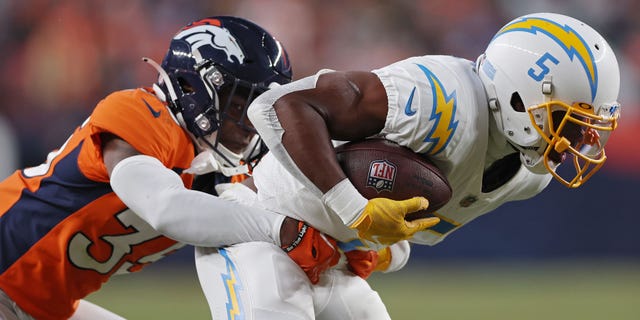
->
477, 12, 621, 188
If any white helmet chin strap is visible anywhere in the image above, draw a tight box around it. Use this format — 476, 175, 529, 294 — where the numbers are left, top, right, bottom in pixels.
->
184, 148, 249, 176
210, 140, 249, 176
184, 132, 250, 177
519, 148, 558, 174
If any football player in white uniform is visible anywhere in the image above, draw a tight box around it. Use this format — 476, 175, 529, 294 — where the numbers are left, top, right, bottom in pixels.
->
194, 13, 621, 319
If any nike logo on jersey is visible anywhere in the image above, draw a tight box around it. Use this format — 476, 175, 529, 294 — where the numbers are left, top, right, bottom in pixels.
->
404, 87, 417, 116
142, 98, 162, 118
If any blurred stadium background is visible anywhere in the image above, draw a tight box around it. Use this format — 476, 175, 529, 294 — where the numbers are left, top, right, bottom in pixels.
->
1, 0, 638, 319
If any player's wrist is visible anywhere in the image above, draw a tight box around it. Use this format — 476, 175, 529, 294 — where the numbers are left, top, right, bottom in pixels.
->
383, 240, 411, 273
322, 178, 368, 226
279, 216, 303, 250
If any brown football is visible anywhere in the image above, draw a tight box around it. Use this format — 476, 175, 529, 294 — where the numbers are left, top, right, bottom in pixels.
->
335, 138, 452, 221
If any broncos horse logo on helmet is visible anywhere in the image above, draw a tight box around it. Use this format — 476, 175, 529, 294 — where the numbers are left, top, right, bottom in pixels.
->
177, 19, 246, 64
144, 16, 292, 176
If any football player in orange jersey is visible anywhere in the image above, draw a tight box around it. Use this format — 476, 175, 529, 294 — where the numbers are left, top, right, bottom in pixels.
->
0, 16, 338, 320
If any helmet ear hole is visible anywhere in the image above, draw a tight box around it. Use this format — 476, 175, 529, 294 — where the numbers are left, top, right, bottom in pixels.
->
510, 92, 525, 112
177, 77, 195, 93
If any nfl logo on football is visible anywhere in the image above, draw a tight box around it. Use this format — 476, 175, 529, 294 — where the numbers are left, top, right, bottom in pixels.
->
367, 160, 397, 193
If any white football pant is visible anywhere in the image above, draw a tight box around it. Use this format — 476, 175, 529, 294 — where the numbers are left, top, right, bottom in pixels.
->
195, 242, 391, 320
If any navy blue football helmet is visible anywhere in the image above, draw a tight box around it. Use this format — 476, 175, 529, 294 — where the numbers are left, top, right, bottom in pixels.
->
145, 16, 292, 175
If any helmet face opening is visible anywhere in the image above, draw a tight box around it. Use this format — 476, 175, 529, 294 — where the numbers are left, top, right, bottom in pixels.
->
209, 83, 261, 152
528, 101, 619, 187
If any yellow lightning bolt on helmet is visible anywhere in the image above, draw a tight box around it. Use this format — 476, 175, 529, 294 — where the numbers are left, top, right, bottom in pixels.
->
476, 12, 621, 188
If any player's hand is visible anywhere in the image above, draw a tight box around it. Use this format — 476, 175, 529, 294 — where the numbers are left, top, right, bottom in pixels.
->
349, 197, 440, 245
280, 217, 340, 284
345, 249, 378, 279
345, 247, 392, 279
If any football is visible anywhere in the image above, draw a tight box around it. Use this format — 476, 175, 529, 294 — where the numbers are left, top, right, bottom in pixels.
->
335, 138, 452, 221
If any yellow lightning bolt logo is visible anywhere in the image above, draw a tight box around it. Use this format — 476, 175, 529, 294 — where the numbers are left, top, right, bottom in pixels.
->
417, 64, 458, 155
494, 16, 598, 101
220, 249, 244, 320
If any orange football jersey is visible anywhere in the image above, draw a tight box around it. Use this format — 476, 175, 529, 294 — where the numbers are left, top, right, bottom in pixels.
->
0, 88, 194, 319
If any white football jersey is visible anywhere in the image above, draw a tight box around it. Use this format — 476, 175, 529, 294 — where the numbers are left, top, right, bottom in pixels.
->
253, 55, 552, 247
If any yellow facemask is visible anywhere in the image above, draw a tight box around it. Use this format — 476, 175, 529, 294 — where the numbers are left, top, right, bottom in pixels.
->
528, 101, 620, 188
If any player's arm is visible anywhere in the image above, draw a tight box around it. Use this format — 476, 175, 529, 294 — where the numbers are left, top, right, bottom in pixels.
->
102, 133, 284, 247
249, 71, 439, 244
265, 71, 388, 193
104, 138, 339, 282
214, 175, 340, 284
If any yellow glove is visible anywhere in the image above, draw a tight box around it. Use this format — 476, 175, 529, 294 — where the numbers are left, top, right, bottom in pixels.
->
349, 197, 440, 245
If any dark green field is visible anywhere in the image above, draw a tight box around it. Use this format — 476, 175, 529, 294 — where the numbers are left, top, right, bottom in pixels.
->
86, 260, 640, 319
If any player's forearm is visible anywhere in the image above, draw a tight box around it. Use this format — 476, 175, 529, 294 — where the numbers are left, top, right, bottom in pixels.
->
248, 73, 344, 196
278, 100, 347, 193
110, 155, 283, 247
250, 89, 369, 225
